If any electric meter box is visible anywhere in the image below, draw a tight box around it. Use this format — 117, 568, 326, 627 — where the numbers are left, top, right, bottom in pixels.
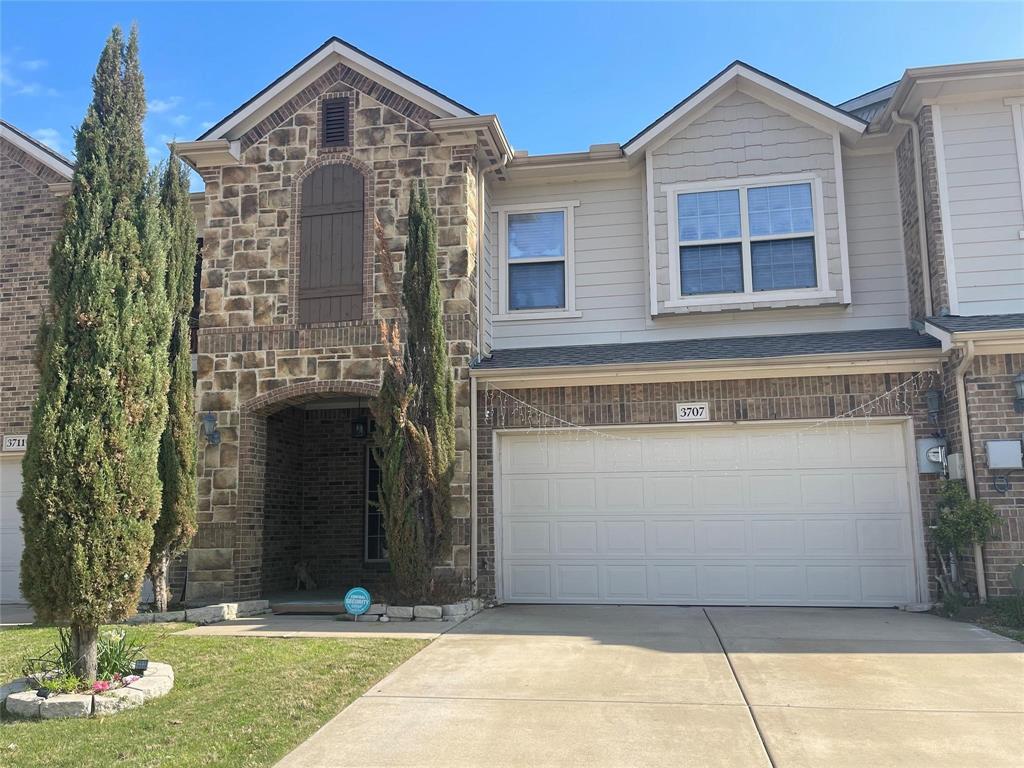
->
916, 437, 946, 474
946, 452, 966, 480
986, 440, 1024, 470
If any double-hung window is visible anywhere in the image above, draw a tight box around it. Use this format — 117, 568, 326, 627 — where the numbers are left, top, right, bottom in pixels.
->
497, 201, 579, 318
667, 175, 830, 306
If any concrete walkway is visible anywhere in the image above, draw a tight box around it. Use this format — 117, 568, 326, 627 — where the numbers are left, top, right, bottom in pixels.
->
275, 605, 1023, 768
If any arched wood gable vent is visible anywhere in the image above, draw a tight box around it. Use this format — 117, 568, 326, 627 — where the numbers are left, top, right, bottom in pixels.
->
298, 164, 366, 324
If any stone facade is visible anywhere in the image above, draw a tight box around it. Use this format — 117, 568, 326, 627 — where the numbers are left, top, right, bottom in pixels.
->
0, 138, 69, 441
186, 64, 481, 602
474, 374, 945, 600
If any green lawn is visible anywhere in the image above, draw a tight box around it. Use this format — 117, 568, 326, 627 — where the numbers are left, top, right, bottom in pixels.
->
0, 623, 427, 767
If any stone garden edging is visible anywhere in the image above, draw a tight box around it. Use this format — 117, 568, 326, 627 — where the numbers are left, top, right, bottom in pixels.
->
1, 662, 174, 720
124, 599, 271, 626
338, 597, 484, 623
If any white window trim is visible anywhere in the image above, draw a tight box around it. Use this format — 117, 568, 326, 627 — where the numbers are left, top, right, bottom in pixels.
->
494, 200, 580, 321
664, 173, 835, 308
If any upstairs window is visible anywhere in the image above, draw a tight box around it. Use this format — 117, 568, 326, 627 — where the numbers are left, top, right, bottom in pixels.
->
497, 201, 579, 318
667, 175, 830, 306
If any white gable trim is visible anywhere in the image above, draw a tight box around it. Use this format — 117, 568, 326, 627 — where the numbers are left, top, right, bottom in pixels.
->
200, 38, 474, 142
624, 63, 866, 157
0, 123, 73, 179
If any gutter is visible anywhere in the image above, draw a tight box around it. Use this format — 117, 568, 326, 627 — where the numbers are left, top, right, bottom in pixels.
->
953, 340, 988, 604
890, 112, 934, 318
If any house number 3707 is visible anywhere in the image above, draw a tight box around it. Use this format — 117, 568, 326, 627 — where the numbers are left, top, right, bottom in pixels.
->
675, 402, 709, 422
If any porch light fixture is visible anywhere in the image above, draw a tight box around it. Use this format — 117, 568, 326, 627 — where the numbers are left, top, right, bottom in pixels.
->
1014, 371, 1024, 413
351, 418, 368, 439
926, 388, 943, 424
201, 413, 221, 445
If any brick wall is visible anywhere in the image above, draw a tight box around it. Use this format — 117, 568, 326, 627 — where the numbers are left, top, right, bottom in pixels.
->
895, 130, 927, 321
0, 141, 67, 440
915, 107, 953, 315
262, 407, 304, 593
474, 374, 945, 600
963, 354, 1024, 596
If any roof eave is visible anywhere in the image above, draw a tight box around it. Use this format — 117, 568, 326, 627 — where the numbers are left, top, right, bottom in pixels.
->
198, 37, 476, 143
623, 62, 866, 158
470, 347, 944, 386
171, 139, 242, 172
0, 121, 74, 179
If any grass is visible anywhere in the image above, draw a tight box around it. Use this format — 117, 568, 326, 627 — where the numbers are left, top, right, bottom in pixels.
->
0, 622, 427, 767
938, 595, 1024, 644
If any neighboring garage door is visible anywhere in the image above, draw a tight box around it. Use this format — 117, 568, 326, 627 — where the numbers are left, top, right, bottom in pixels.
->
498, 422, 921, 606
1, 455, 25, 603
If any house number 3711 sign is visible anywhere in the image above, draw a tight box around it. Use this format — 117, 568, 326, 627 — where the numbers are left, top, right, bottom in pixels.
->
675, 402, 709, 422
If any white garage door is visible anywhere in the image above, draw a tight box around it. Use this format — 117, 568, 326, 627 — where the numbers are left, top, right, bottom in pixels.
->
498, 422, 922, 606
1, 455, 25, 603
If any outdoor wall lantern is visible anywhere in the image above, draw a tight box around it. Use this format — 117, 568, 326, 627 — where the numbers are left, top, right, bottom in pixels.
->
351, 418, 369, 439
1013, 371, 1024, 413
201, 413, 221, 445
926, 388, 944, 424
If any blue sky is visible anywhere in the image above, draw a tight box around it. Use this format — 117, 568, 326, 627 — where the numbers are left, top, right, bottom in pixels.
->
2, 1, 1021, 172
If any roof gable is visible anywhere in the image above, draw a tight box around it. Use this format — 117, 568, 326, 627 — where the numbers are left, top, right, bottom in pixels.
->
198, 36, 475, 143
0, 120, 74, 180
623, 61, 866, 157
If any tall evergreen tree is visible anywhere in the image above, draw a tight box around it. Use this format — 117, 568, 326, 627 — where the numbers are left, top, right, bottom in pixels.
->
372, 185, 456, 598
148, 152, 198, 611
401, 182, 456, 564
19, 26, 170, 681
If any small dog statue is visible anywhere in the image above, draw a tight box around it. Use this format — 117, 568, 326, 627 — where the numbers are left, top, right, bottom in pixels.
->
294, 560, 318, 592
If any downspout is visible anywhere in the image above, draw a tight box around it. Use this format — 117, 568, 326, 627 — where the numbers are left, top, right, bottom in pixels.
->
891, 111, 934, 318
954, 339, 987, 603
470, 150, 508, 589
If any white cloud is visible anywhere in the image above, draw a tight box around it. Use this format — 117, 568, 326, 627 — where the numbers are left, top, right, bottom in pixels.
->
148, 96, 182, 114
0, 55, 56, 97
169, 114, 190, 127
199, 120, 215, 129
20, 59, 47, 71
32, 128, 64, 153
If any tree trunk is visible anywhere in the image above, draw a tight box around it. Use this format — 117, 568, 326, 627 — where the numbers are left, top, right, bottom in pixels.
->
149, 550, 170, 613
71, 624, 98, 682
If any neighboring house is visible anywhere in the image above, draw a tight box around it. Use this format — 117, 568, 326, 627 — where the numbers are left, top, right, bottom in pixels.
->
0, 120, 73, 604
3, 40, 1021, 610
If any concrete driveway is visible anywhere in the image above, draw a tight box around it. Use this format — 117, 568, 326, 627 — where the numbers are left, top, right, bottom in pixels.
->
276, 605, 1024, 768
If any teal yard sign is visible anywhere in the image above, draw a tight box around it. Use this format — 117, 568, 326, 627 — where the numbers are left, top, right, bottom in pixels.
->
343, 587, 372, 616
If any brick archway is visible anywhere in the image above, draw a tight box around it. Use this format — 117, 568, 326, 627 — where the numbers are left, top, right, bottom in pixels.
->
234, 379, 380, 600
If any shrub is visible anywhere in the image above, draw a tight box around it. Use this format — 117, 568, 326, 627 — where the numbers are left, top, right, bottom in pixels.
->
934, 480, 999, 556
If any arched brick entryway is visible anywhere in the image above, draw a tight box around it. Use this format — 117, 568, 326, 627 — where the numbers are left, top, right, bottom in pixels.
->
234, 379, 380, 600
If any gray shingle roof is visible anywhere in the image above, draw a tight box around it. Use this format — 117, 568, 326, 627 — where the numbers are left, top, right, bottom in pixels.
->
927, 314, 1024, 333
473, 328, 940, 371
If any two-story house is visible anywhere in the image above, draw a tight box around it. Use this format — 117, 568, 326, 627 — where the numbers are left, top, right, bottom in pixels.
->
2, 39, 1021, 610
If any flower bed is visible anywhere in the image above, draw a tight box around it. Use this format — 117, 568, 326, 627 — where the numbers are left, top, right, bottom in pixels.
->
2, 662, 174, 719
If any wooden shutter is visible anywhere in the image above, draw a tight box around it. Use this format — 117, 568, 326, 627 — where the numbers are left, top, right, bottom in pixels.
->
298, 165, 364, 323
322, 98, 349, 147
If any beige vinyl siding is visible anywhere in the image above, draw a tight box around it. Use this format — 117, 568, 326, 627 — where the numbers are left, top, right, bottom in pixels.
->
939, 99, 1024, 315
651, 90, 843, 310
482, 177, 495, 352
489, 148, 909, 349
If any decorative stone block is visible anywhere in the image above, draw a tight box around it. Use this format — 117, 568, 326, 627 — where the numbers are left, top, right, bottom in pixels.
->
125, 613, 153, 624
185, 603, 233, 625
40, 693, 93, 719
93, 687, 144, 715
5, 690, 42, 718
127, 674, 173, 701
367, 603, 386, 615
0, 677, 32, 702
441, 602, 469, 618
234, 600, 270, 617
386, 605, 413, 619
413, 605, 442, 620
147, 662, 175, 682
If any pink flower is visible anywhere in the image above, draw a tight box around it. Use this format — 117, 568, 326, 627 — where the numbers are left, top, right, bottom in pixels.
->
92, 680, 111, 693
123, 675, 140, 685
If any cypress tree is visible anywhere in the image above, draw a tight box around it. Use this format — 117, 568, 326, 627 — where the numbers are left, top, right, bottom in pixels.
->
18, 26, 170, 681
401, 182, 456, 564
147, 152, 198, 612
